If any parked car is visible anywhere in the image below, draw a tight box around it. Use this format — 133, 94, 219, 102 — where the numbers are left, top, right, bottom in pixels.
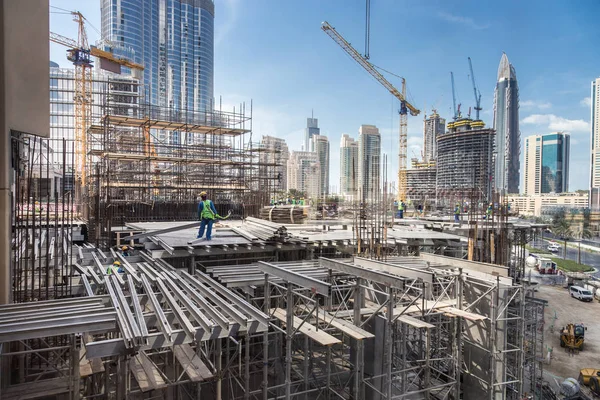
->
570, 286, 594, 302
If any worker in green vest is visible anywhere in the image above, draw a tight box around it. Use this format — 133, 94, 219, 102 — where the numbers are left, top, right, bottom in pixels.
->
454, 203, 461, 223
397, 200, 405, 219
197, 191, 230, 240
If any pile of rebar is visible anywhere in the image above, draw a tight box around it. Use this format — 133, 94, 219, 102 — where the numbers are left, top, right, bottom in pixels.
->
258, 205, 305, 224
243, 217, 290, 241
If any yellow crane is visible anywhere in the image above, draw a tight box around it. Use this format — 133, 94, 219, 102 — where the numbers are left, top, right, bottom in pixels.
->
321, 21, 420, 202
49, 11, 144, 189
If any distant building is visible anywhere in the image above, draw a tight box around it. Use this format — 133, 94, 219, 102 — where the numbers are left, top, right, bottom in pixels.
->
423, 111, 445, 162
524, 133, 570, 195
493, 53, 520, 194
509, 193, 588, 217
358, 125, 381, 201
312, 134, 330, 196
259, 135, 289, 195
407, 159, 436, 204
436, 120, 494, 204
305, 117, 320, 152
340, 134, 358, 198
590, 77, 600, 210
287, 151, 320, 199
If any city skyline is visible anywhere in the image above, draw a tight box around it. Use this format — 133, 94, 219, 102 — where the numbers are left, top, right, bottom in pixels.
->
49, 0, 599, 192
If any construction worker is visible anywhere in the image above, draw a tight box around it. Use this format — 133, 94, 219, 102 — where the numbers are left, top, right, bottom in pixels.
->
108, 260, 124, 274
197, 191, 223, 241
484, 203, 493, 220
397, 200, 405, 219
454, 203, 461, 223
121, 245, 130, 257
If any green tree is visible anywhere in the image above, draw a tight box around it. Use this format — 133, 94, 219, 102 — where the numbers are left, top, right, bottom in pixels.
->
287, 189, 306, 199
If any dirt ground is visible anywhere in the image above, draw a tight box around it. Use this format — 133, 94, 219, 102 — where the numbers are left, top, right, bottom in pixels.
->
534, 285, 600, 381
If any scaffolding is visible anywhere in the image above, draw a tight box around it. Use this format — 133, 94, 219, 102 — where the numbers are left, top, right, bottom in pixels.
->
86, 93, 282, 247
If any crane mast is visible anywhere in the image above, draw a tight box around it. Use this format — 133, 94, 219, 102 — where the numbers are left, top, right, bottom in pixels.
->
468, 57, 482, 120
450, 71, 457, 120
321, 21, 420, 202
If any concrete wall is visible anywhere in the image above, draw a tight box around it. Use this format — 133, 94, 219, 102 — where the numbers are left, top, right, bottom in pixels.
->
0, 0, 49, 303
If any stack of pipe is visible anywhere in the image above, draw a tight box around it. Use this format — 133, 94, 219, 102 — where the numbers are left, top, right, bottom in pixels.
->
259, 205, 305, 224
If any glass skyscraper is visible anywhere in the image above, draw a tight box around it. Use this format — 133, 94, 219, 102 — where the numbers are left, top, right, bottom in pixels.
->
100, 0, 214, 113
590, 78, 600, 209
524, 133, 570, 195
493, 53, 520, 194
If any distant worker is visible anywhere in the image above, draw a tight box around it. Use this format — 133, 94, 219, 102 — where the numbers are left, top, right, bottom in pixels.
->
398, 200, 405, 219
484, 203, 493, 220
121, 245, 130, 257
416, 203, 423, 219
454, 203, 461, 223
270, 197, 275, 206
197, 191, 221, 241
108, 260, 124, 275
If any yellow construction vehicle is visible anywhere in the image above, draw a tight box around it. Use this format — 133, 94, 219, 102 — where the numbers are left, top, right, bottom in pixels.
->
579, 369, 600, 396
560, 323, 586, 351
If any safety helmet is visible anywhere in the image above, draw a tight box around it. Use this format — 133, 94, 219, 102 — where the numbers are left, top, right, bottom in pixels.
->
200, 191, 207, 197
489, 203, 493, 206
113, 261, 121, 266
122, 246, 128, 251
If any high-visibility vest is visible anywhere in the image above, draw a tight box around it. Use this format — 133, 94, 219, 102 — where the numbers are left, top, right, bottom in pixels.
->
398, 202, 404, 211
200, 200, 215, 220
454, 206, 460, 215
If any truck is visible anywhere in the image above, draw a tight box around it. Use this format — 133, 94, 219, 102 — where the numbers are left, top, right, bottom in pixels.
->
536, 257, 558, 275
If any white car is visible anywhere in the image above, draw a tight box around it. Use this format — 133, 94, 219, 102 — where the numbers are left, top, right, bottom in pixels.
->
547, 243, 560, 253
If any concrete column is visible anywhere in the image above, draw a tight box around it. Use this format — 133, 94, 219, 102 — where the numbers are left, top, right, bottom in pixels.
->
0, 1, 9, 304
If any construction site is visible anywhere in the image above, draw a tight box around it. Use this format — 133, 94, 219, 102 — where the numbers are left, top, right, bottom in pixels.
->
1, 2, 597, 400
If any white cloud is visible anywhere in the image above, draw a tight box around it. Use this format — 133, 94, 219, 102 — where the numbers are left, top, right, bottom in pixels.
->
438, 12, 490, 30
521, 100, 552, 110
580, 97, 592, 107
521, 114, 590, 132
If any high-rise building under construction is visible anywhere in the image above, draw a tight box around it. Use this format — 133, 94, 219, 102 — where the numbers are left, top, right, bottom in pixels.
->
493, 53, 520, 194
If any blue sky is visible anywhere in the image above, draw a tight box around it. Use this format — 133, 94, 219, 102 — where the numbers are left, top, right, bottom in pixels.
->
50, 0, 600, 192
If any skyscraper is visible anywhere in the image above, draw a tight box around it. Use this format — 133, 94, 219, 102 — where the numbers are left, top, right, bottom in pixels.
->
524, 133, 570, 195
312, 135, 330, 196
305, 117, 320, 151
590, 78, 600, 209
340, 134, 358, 198
493, 53, 520, 194
100, 0, 214, 112
358, 125, 381, 200
287, 151, 320, 199
423, 111, 445, 162
259, 135, 289, 194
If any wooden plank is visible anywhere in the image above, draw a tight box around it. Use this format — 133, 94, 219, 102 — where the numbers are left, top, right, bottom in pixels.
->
443, 307, 486, 321
173, 345, 203, 382
395, 315, 435, 329
270, 308, 341, 346
299, 306, 374, 340
90, 358, 105, 374
178, 344, 214, 379
137, 352, 167, 389
130, 356, 153, 392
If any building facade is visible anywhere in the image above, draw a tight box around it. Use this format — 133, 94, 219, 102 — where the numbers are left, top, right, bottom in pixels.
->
259, 135, 289, 195
493, 53, 520, 194
304, 117, 320, 152
423, 111, 445, 162
287, 151, 320, 199
590, 78, 600, 210
524, 133, 570, 195
312, 134, 330, 196
436, 124, 494, 205
100, 0, 214, 113
340, 134, 358, 198
358, 125, 381, 201
508, 193, 588, 217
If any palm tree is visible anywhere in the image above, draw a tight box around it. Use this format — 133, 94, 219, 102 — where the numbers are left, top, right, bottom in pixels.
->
552, 212, 573, 259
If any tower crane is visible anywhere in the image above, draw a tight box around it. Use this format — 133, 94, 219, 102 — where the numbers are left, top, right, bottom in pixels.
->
49, 11, 144, 189
321, 21, 420, 202
450, 71, 458, 120
468, 57, 482, 120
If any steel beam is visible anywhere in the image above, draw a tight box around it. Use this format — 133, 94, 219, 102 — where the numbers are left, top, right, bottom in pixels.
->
257, 261, 331, 296
319, 258, 406, 289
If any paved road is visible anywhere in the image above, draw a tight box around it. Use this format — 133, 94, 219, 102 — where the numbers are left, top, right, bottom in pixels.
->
529, 238, 600, 277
